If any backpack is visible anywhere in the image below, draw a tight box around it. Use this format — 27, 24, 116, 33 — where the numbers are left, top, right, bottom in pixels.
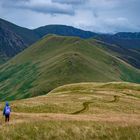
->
5, 106, 10, 115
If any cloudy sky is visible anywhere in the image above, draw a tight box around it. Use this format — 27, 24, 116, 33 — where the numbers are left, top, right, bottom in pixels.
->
0, 0, 140, 33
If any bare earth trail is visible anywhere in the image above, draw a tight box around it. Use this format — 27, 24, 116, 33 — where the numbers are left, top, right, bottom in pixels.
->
71, 95, 120, 114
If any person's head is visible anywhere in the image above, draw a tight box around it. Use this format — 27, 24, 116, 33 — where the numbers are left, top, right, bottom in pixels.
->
5, 102, 9, 106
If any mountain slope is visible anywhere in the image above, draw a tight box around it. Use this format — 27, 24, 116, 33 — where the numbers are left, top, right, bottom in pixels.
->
0, 35, 140, 101
1, 18, 140, 69
0, 18, 40, 63
94, 33, 140, 69
34, 25, 97, 39
95, 32, 140, 49
0, 19, 97, 64
89, 39, 140, 69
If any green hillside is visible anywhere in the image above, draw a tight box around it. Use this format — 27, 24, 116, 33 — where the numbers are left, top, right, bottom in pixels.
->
88, 38, 140, 69
1, 35, 140, 101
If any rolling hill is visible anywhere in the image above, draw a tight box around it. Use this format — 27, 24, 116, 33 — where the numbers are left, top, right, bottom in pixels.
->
0, 82, 140, 140
1, 35, 140, 101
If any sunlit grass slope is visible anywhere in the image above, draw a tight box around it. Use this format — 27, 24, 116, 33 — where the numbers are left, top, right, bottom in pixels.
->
0, 82, 139, 140
7, 82, 140, 114
0, 35, 140, 100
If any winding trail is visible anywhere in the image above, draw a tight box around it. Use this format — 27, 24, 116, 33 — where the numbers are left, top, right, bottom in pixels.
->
108, 95, 120, 103
71, 101, 93, 114
71, 95, 120, 115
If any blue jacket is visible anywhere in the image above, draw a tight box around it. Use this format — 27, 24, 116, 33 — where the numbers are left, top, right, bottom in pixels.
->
3, 102, 11, 115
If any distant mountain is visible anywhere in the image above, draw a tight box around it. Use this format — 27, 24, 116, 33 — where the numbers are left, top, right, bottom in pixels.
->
1, 35, 140, 101
95, 32, 140, 49
0, 18, 40, 63
1, 18, 140, 70
0, 19, 98, 64
34, 25, 97, 39
93, 33, 140, 69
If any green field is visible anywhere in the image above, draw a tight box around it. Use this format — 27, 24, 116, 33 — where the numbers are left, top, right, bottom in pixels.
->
1, 35, 140, 101
0, 82, 140, 140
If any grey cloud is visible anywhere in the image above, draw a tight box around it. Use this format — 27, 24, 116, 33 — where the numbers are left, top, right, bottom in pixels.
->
2, 0, 75, 15
18, 3, 74, 15
1, 0, 29, 3
0, 0, 140, 33
52, 0, 87, 4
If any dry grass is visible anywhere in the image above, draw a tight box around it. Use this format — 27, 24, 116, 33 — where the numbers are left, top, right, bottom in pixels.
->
0, 82, 140, 140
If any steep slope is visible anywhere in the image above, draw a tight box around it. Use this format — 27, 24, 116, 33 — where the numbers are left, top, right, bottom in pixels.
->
1, 18, 140, 69
1, 35, 140, 101
93, 33, 140, 69
0, 19, 97, 64
89, 39, 140, 69
0, 18, 40, 63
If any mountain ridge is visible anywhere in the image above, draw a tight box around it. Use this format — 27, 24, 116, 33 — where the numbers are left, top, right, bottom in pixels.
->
1, 18, 140, 66
1, 35, 140, 101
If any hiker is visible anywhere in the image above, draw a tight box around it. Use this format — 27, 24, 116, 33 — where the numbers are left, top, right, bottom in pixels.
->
3, 102, 11, 122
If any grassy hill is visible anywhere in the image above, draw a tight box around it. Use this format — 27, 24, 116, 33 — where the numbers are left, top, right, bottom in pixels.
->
0, 18, 96, 64
0, 82, 140, 140
1, 35, 140, 101
1, 18, 140, 69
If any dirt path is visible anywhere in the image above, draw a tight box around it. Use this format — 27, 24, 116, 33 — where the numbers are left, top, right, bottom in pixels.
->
71, 96, 120, 115
71, 101, 93, 114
